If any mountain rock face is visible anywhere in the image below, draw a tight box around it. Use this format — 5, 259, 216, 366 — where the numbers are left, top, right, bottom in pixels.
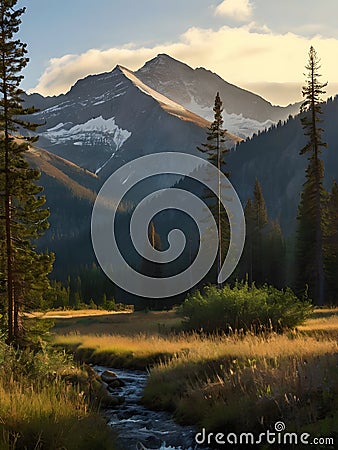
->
136, 54, 300, 138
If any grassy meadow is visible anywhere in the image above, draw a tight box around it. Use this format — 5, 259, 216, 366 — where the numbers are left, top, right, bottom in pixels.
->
0, 339, 117, 450
51, 308, 338, 442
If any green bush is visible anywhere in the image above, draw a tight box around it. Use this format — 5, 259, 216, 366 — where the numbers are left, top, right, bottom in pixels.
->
180, 283, 313, 333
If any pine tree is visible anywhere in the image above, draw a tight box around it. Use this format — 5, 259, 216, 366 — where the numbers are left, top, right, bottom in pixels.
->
252, 179, 268, 283
241, 198, 255, 283
198, 92, 229, 287
0, 1, 53, 343
239, 180, 286, 287
139, 221, 162, 278
240, 180, 268, 284
265, 220, 286, 288
296, 46, 327, 305
253, 179, 268, 233
323, 181, 338, 303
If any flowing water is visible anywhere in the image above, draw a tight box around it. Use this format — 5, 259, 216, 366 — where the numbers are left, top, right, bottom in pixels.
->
94, 366, 210, 450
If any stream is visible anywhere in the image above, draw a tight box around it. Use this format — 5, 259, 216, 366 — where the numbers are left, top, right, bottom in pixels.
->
94, 366, 210, 450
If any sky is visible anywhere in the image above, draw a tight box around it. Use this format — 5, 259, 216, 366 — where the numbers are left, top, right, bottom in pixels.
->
18, 0, 338, 106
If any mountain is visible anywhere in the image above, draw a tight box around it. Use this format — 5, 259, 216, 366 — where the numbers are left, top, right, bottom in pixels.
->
23, 53, 301, 180
22, 92, 62, 111
24, 63, 241, 180
136, 54, 300, 138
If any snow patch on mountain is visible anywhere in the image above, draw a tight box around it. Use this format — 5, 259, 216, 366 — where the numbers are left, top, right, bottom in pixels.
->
92, 91, 126, 106
43, 116, 131, 148
184, 97, 273, 138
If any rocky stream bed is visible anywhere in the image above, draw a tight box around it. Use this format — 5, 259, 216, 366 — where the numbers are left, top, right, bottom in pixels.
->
94, 366, 210, 450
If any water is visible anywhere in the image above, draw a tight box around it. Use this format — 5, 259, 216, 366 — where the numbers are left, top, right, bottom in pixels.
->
94, 366, 209, 450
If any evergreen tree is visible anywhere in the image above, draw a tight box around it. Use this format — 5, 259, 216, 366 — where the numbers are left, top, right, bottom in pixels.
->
0, 1, 53, 343
265, 220, 286, 288
296, 46, 327, 305
139, 221, 163, 309
241, 198, 255, 283
323, 181, 338, 303
198, 92, 229, 287
239, 179, 269, 284
139, 221, 162, 278
252, 179, 268, 282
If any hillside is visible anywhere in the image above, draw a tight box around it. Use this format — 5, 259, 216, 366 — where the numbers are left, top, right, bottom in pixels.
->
24, 144, 99, 277
227, 95, 338, 233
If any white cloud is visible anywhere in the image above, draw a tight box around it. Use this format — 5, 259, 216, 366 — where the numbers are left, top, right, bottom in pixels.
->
30, 24, 338, 105
215, 0, 253, 22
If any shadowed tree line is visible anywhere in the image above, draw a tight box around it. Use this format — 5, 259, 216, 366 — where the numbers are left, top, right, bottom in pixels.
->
198, 47, 337, 305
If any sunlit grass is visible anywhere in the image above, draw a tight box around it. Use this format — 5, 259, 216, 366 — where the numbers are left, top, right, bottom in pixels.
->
53, 329, 338, 368
0, 341, 116, 449
298, 315, 338, 330
27, 309, 131, 319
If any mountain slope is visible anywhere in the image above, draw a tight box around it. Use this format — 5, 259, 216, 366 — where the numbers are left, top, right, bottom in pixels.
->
136, 54, 300, 137
227, 95, 338, 234
24, 143, 99, 277
27, 145, 98, 201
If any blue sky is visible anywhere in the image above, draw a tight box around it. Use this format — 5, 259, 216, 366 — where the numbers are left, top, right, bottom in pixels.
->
18, 0, 338, 105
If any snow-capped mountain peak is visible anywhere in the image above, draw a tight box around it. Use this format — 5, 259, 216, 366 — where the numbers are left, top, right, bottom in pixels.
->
118, 65, 210, 128
136, 54, 300, 138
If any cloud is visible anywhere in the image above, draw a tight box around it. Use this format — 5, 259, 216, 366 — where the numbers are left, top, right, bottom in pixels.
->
215, 0, 253, 22
30, 23, 338, 105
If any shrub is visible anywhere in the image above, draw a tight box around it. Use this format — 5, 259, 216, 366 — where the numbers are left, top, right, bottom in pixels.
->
180, 283, 313, 333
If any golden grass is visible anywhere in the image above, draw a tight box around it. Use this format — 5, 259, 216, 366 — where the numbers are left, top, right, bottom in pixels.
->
27, 309, 131, 319
0, 343, 116, 449
51, 308, 338, 367
53, 330, 338, 369
298, 315, 338, 331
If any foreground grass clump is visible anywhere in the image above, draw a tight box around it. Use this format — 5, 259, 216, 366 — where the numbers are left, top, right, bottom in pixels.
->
143, 332, 338, 438
180, 283, 313, 333
0, 339, 116, 450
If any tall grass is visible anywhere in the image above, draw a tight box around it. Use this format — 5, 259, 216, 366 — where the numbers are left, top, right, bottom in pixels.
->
0, 339, 116, 449
142, 332, 338, 438
54, 329, 338, 368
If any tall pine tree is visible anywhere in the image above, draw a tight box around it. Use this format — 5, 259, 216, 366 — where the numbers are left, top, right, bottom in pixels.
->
296, 46, 327, 306
0, 1, 53, 343
240, 179, 269, 284
198, 92, 229, 287
239, 180, 286, 287
323, 181, 338, 304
